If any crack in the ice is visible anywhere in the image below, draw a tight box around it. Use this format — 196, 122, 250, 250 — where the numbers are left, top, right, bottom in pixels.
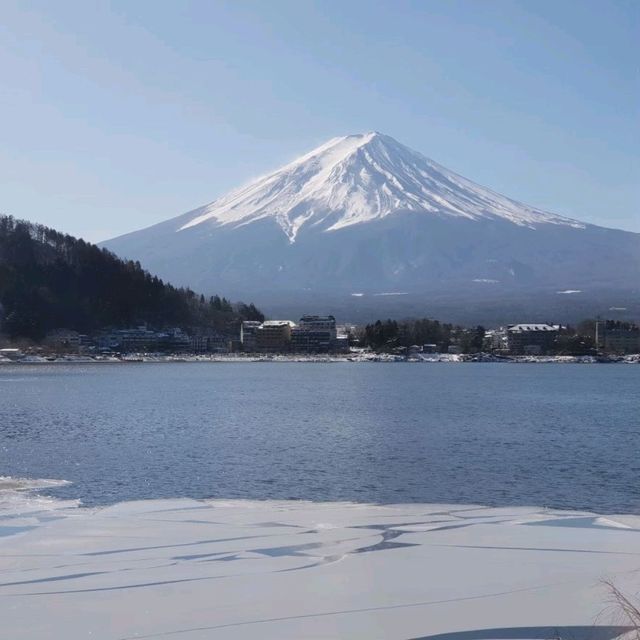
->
82, 534, 272, 556
115, 581, 570, 639
433, 543, 640, 556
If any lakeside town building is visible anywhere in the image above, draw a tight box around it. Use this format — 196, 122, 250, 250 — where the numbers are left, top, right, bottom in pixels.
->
595, 321, 640, 354
45, 329, 90, 352
506, 324, 560, 355
96, 326, 191, 353
240, 321, 262, 352
189, 330, 229, 353
291, 315, 338, 353
484, 329, 508, 352
0, 347, 24, 361
241, 315, 348, 353
255, 320, 295, 352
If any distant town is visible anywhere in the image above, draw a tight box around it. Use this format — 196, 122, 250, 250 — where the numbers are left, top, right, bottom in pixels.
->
1, 314, 639, 364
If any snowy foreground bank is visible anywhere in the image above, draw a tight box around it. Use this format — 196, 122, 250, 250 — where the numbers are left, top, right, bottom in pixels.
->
1, 485, 638, 640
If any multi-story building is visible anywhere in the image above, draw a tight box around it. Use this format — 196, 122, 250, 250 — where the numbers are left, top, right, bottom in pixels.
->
256, 321, 294, 352
484, 328, 508, 352
190, 330, 229, 353
158, 328, 191, 352
291, 327, 332, 352
597, 322, 640, 354
291, 315, 337, 353
605, 329, 640, 354
97, 326, 190, 352
97, 327, 160, 352
242, 315, 348, 354
334, 335, 350, 353
240, 321, 262, 352
506, 324, 559, 355
46, 329, 91, 352
298, 315, 337, 339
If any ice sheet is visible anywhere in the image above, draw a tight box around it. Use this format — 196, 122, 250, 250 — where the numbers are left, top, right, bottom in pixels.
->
0, 494, 638, 639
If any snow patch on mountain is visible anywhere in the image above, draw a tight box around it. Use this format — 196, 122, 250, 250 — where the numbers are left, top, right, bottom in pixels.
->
178, 132, 585, 242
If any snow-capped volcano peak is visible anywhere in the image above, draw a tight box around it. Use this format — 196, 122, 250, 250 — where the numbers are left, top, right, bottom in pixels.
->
103, 132, 639, 320
178, 132, 584, 242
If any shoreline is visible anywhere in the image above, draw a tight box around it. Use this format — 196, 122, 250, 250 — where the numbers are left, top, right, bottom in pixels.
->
3, 476, 639, 518
4, 474, 639, 519
1, 352, 639, 365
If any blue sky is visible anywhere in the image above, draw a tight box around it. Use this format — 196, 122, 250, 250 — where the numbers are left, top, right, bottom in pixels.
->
1, 0, 638, 240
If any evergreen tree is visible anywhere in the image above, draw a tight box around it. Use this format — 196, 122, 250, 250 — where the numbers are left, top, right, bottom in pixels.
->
0, 215, 262, 340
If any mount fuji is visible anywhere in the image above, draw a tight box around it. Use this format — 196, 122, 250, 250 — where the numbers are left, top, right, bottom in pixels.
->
103, 133, 640, 322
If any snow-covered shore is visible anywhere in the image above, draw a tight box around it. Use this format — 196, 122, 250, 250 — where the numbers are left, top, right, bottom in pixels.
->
1, 352, 639, 364
1, 480, 638, 639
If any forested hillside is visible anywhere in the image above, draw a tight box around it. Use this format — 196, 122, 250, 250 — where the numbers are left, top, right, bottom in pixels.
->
0, 216, 263, 340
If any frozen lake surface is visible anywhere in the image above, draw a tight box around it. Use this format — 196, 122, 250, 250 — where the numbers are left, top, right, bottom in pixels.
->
1, 362, 638, 513
0, 495, 638, 639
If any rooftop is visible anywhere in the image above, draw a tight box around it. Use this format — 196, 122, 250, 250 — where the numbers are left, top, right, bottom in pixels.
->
508, 324, 560, 333
261, 320, 296, 328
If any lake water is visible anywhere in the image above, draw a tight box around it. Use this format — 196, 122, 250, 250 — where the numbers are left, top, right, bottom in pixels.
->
1, 362, 638, 513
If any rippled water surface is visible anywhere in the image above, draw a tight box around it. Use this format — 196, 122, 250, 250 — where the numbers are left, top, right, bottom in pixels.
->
1, 362, 638, 512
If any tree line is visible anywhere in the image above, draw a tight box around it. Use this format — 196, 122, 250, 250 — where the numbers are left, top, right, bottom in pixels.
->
361, 318, 485, 353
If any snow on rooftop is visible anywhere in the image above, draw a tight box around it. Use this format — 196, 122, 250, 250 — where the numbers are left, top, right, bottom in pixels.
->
261, 320, 296, 327
508, 323, 560, 332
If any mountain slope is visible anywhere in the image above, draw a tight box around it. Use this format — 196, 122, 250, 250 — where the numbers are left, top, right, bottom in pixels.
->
174, 132, 584, 241
102, 133, 640, 322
